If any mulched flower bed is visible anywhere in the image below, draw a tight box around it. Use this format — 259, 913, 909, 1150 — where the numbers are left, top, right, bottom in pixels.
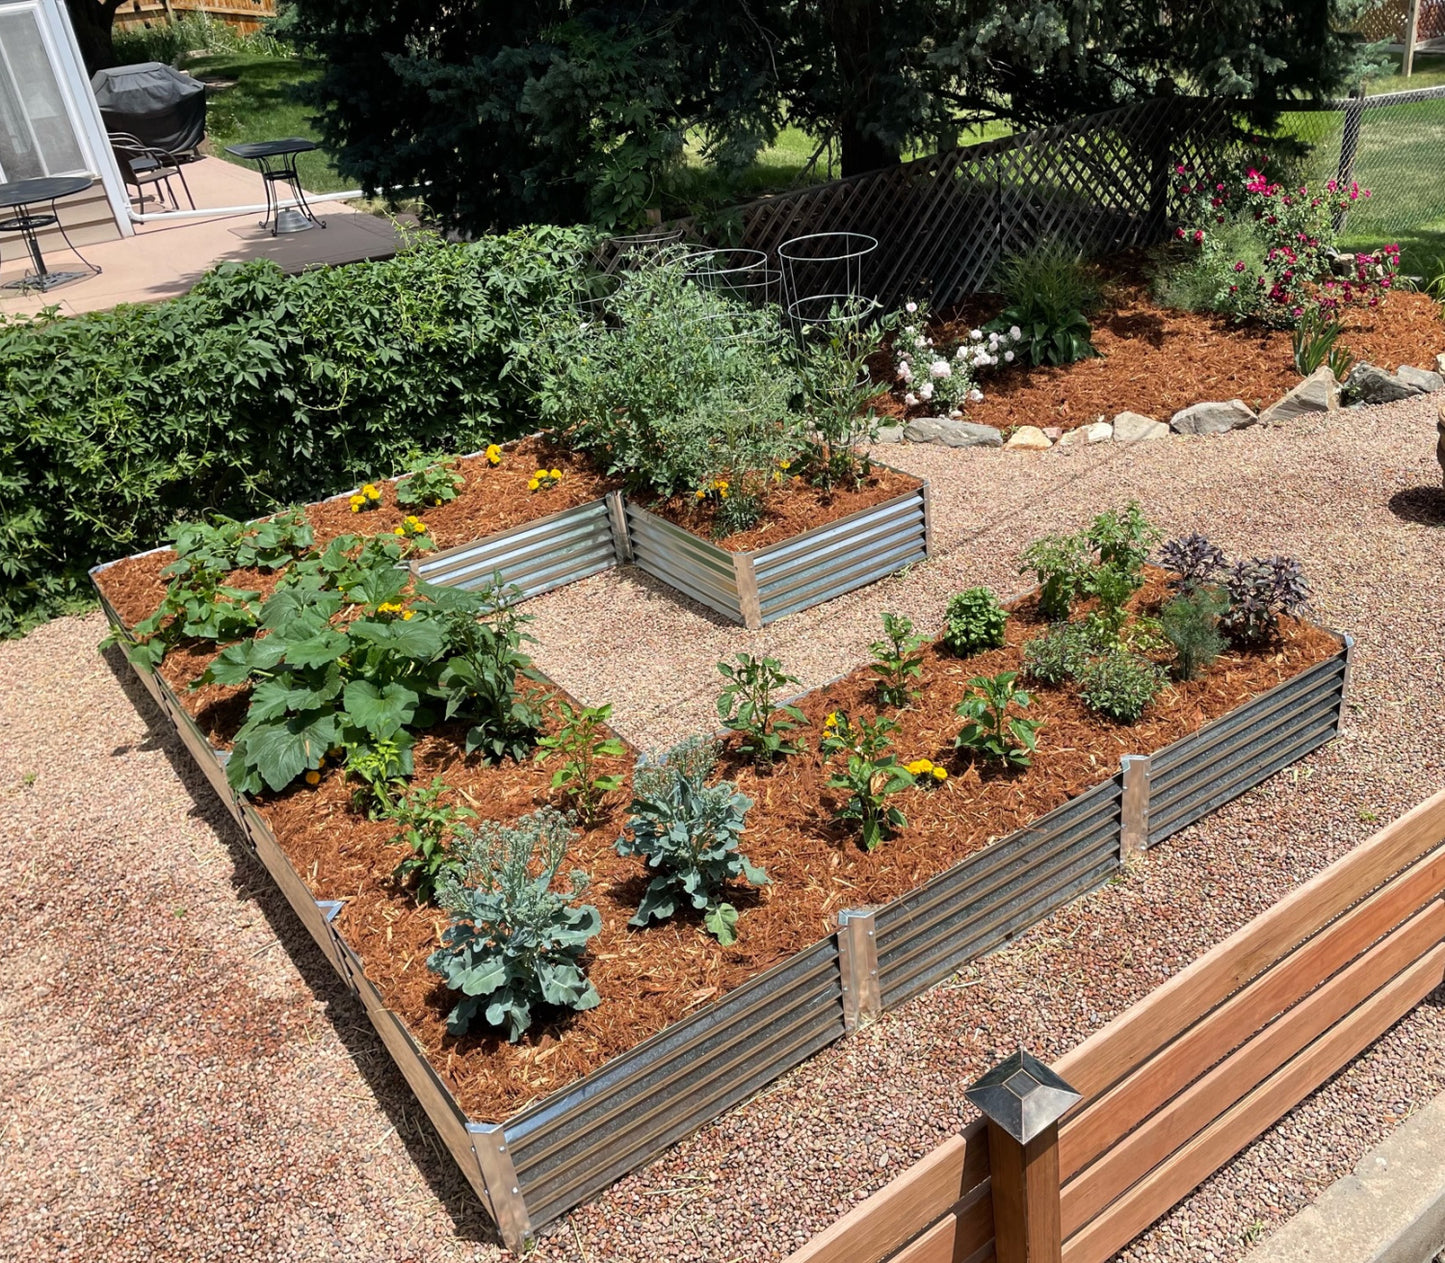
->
638, 465, 920, 553
873, 273, 1445, 435
95, 554, 1341, 1122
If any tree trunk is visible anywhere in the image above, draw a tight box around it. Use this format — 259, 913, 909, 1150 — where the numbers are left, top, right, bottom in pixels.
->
826, 0, 900, 177
65, 0, 122, 77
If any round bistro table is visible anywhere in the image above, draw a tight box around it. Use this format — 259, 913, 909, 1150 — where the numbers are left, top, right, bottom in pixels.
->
223, 138, 328, 236
0, 174, 102, 293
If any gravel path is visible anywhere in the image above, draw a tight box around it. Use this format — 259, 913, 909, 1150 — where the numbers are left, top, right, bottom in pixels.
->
3, 394, 1443, 1262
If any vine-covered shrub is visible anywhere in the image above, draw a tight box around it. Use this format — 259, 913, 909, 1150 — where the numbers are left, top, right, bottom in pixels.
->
0, 227, 594, 634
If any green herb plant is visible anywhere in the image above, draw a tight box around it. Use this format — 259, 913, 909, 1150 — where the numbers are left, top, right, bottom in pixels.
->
345, 736, 411, 819
1075, 651, 1166, 723
616, 739, 765, 945
428, 807, 601, 1041
941, 587, 1008, 657
1018, 531, 1094, 621
820, 711, 915, 851
1160, 589, 1228, 680
387, 777, 478, 904
870, 611, 926, 708
716, 653, 807, 767
954, 671, 1042, 769
535, 701, 627, 825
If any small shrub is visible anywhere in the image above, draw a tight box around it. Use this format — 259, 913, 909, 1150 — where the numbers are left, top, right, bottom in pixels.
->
954, 671, 1042, 769
387, 777, 478, 904
1019, 532, 1093, 621
990, 241, 1102, 366
535, 701, 627, 825
870, 611, 927, 708
716, 653, 807, 766
820, 711, 914, 851
1075, 651, 1165, 723
428, 808, 601, 1041
1160, 590, 1228, 681
941, 587, 1007, 657
1221, 556, 1310, 645
892, 301, 1023, 414
1021, 619, 1112, 685
1158, 533, 1227, 595
616, 746, 764, 946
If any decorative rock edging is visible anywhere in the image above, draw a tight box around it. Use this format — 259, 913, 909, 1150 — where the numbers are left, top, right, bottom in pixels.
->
880, 352, 1445, 455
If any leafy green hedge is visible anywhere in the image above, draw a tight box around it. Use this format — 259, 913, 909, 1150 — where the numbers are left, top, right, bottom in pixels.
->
0, 227, 593, 635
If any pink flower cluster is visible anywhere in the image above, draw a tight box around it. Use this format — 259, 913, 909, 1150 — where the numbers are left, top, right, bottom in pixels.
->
1171, 154, 1398, 328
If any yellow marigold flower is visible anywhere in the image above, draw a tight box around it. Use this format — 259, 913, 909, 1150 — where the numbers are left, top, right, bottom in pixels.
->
402, 610, 414, 620
932, 766, 947, 781
394, 526, 406, 537
824, 712, 839, 729
905, 758, 934, 776
327, 747, 343, 760
534, 469, 547, 479
304, 770, 321, 786
528, 478, 541, 491
779, 459, 791, 470
349, 495, 364, 511
719, 489, 729, 499
549, 469, 562, 480
363, 484, 380, 500
695, 489, 706, 500
485, 444, 502, 465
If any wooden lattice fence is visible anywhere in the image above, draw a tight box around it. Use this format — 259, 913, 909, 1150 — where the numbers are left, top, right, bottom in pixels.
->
603, 97, 1240, 311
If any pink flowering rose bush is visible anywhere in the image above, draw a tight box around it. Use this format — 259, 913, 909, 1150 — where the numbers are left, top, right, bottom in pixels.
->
1160, 154, 1399, 329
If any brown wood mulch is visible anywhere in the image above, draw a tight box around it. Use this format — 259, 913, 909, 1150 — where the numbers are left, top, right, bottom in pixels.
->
871, 278, 1445, 434
96, 555, 1340, 1123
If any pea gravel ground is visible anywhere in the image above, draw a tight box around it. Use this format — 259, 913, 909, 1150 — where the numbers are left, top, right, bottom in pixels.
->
3, 394, 1444, 1263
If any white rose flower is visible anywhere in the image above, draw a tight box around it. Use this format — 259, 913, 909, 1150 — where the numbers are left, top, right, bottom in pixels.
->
1009, 325, 1022, 340
1004, 350, 1015, 362
970, 329, 983, 341
918, 382, 934, 401
968, 388, 984, 402
897, 362, 913, 383
929, 359, 951, 379
904, 392, 918, 406
905, 301, 918, 313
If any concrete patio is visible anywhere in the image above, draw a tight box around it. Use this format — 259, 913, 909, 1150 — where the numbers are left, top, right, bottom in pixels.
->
0, 155, 412, 320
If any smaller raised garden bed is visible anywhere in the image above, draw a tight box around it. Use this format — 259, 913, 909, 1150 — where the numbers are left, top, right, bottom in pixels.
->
626, 469, 930, 628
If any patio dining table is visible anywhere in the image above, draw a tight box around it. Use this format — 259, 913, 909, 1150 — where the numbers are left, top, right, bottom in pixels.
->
0, 174, 102, 292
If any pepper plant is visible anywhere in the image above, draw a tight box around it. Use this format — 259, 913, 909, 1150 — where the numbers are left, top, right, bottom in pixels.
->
535, 701, 627, 826
386, 776, 477, 904
716, 653, 807, 767
954, 671, 1042, 769
869, 611, 926, 708
820, 710, 915, 851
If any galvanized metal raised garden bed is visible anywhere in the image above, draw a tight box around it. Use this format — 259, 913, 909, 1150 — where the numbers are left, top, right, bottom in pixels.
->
90, 553, 1350, 1252
625, 479, 931, 628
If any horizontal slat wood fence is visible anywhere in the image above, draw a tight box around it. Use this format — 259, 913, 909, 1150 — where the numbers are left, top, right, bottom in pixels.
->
114, 0, 274, 30
784, 786, 1445, 1263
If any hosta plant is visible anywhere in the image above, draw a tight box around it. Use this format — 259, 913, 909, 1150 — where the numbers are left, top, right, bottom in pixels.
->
616, 741, 764, 946
870, 611, 926, 708
716, 653, 807, 767
954, 671, 1042, 769
387, 776, 477, 904
821, 711, 915, 851
941, 587, 1007, 657
535, 701, 627, 826
428, 808, 601, 1041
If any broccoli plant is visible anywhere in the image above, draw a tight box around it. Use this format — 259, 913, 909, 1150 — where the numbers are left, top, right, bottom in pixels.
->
428, 808, 601, 1041
616, 741, 764, 945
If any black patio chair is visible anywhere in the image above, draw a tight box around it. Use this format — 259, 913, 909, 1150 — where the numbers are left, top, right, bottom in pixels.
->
108, 132, 196, 212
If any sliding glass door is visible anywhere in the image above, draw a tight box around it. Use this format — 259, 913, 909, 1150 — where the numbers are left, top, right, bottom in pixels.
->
0, 1, 88, 182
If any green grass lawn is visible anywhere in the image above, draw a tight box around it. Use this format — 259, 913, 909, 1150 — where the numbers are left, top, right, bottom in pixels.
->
182, 52, 350, 194
1364, 51, 1445, 95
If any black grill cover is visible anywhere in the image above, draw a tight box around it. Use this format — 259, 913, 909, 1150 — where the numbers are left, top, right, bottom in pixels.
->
91, 62, 207, 155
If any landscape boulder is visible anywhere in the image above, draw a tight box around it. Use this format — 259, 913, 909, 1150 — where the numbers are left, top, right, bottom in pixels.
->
1439, 401, 1445, 488
1397, 364, 1444, 394
903, 417, 1004, 448
1258, 366, 1341, 424
1005, 425, 1052, 450
1111, 411, 1169, 442
1345, 363, 1422, 405
1169, 400, 1258, 435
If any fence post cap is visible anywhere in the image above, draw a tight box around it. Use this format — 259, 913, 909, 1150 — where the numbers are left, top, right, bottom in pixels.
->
965, 1046, 1081, 1144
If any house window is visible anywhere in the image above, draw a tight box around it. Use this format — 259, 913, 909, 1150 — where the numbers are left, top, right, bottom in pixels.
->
0, 3, 88, 181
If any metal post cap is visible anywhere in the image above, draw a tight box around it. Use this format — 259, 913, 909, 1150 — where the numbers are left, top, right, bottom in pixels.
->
965, 1047, 1081, 1144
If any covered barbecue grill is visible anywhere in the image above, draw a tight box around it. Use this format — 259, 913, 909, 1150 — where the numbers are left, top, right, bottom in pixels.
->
90, 62, 206, 155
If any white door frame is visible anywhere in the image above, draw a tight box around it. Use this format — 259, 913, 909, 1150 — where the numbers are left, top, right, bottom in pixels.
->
0, 0, 133, 235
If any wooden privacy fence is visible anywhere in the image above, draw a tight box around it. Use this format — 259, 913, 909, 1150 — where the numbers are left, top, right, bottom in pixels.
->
114, 0, 275, 31
785, 785, 1445, 1263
